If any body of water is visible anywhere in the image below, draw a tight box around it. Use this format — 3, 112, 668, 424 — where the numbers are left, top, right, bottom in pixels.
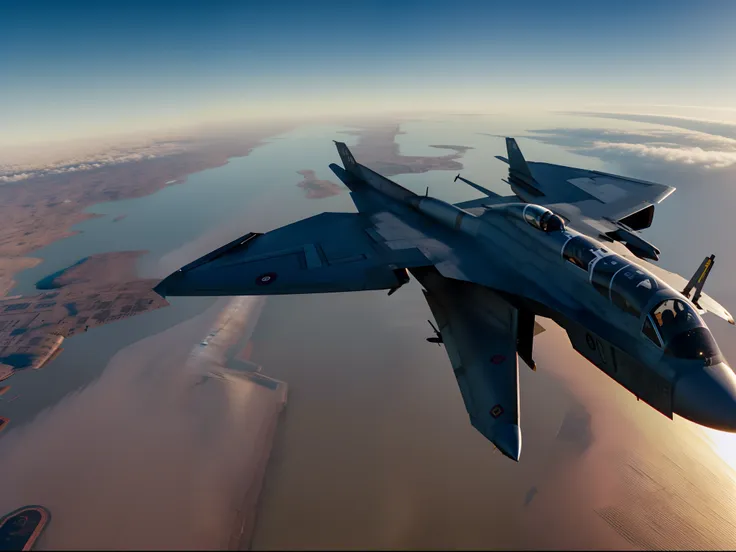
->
3, 123, 359, 428
4, 114, 736, 549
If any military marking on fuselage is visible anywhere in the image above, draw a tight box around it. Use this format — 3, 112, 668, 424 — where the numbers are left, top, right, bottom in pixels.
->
586, 333, 596, 350
596, 339, 607, 364
255, 273, 278, 286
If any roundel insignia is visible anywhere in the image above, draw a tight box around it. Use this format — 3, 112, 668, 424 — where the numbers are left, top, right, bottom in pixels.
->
490, 404, 504, 419
491, 354, 506, 365
256, 272, 278, 286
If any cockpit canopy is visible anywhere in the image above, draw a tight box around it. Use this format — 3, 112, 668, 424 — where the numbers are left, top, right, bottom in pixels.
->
523, 205, 566, 233
643, 298, 722, 363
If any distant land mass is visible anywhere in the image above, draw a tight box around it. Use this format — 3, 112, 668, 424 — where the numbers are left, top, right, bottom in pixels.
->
34, 250, 147, 290
0, 123, 294, 297
0, 256, 41, 297
429, 144, 475, 154
295, 170, 344, 199
0, 121, 471, 298
341, 125, 471, 176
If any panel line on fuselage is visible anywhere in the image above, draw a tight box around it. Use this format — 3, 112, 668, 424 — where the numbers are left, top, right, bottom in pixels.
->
608, 264, 631, 303
560, 234, 574, 258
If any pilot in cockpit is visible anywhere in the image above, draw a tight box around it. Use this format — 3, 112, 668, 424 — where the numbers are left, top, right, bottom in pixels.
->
650, 298, 721, 362
657, 299, 699, 335
538, 210, 565, 233
661, 308, 676, 329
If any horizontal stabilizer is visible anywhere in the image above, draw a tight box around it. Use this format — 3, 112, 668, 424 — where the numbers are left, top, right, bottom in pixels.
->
495, 156, 509, 165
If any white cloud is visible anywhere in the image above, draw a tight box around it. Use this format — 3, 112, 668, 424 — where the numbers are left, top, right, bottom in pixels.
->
595, 127, 736, 149
677, 131, 736, 148
589, 141, 736, 169
548, 125, 736, 169
0, 139, 192, 183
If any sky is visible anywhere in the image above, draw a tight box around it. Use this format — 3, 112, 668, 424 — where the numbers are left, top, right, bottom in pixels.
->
2, 0, 736, 145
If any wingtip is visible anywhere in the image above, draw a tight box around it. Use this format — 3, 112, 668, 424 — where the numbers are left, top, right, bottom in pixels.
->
493, 423, 522, 462
152, 282, 167, 299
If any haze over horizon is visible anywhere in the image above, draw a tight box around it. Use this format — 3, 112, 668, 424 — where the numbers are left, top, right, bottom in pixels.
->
3, 0, 736, 146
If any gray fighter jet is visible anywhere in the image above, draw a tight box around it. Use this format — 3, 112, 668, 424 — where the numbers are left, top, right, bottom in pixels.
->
155, 138, 735, 461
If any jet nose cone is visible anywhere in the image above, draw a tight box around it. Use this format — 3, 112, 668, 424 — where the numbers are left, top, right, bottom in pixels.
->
492, 423, 522, 462
673, 363, 736, 432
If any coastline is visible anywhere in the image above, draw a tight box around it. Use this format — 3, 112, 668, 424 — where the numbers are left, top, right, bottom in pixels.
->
0, 124, 294, 297
33, 250, 149, 290
0, 120, 472, 298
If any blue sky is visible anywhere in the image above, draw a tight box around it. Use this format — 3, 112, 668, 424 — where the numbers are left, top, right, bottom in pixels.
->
2, 0, 735, 145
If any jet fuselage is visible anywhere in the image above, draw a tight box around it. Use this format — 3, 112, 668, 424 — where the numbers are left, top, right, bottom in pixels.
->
409, 196, 736, 430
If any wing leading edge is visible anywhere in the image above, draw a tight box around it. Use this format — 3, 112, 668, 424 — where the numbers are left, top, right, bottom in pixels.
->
154, 212, 434, 297
415, 268, 527, 461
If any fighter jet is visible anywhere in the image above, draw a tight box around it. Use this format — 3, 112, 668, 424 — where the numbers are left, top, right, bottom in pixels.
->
155, 138, 736, 461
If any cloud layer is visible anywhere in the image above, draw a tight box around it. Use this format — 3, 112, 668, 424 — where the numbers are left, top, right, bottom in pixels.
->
589, 141, 736, 169
528, 125, 736, 169
0, 139, 192, 183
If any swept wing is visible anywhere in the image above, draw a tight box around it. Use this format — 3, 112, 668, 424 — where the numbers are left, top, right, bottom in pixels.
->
496, 138, 675, 240
417, 268, 534, 461
154, 212, 435, 297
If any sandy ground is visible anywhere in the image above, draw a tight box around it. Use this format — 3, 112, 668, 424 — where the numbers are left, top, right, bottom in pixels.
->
247, 284, 736, 550
0, 297, 284, 550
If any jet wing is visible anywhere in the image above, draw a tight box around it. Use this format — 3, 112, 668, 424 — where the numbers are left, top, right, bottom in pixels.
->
418, 270, 523, 461
154, 212, 434, 297
531, 167, 675, 227
498, 138, 675, 232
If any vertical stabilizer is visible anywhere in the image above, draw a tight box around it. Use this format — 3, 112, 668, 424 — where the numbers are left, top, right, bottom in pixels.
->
333, 141, 359, 175
506, 138, 534, 180
330, 140, 417, 202
683, 254, 716, 307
